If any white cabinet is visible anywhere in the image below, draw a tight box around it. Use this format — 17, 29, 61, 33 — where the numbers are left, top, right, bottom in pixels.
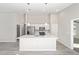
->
20, 38, 38, 51
19, 36, 57, 51
37, 38, 56, 50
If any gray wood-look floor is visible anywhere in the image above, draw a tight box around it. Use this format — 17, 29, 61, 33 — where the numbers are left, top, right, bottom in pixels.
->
74, 38, 79, 44
0, 40, 78, 55
73, 38, 79, 53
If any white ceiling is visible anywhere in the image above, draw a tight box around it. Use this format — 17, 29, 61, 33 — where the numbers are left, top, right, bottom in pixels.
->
0, 3, 72, 14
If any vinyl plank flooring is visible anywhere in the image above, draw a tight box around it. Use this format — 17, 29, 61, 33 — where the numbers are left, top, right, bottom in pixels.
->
0, 42, 19, 51
74, 48, 79, 52
74, 38, 79, 44
0, 41, 78, 55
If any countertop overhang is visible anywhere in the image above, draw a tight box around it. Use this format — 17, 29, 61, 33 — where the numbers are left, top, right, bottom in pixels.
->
18, 35, 58, 39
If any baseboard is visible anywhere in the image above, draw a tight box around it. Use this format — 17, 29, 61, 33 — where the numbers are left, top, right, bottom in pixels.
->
0, 40, 16, 42
19, 49, 56, 51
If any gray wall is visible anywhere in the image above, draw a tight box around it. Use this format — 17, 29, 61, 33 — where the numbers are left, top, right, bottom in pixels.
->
0, 13, 17, 42
58, 4, 79, 49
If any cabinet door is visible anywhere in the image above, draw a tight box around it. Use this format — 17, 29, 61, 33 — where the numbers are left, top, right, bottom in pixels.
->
20, 38, 38, 51
37, 38, 56, 51
20, 38, 56, 51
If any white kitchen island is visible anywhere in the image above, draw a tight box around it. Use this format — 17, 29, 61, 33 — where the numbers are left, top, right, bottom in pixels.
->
19, 35, 57, 51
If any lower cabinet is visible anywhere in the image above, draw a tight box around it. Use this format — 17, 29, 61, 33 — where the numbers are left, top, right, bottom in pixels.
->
20, 37, 56, 51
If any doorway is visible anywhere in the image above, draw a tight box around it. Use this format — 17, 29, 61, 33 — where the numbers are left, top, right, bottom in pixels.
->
71, 18, 79, 52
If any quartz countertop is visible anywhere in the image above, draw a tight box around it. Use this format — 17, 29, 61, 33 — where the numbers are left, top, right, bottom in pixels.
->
18, 35, 58, 39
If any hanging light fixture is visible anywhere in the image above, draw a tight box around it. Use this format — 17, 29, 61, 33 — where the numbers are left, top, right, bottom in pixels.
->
43, 3, 48, 13
27, 3, 30, 5
45, 3, 48, 5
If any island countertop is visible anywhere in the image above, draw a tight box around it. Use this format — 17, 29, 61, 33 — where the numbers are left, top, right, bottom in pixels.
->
19, 34, 57, 51
18, 35, 58, 39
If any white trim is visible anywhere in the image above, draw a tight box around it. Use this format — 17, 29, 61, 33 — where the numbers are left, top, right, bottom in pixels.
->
71, 20, 74, 49
70, 18, 79, 49
19, 49, 56, 51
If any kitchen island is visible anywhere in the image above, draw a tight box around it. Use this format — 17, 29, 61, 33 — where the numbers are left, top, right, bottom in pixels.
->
19, 35, 57, 51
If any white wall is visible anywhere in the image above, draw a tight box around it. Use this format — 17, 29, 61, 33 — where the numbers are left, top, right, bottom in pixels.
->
27, 14, 50, 24
16, 13, 25, 25
50, 14, 58, 36
58, 4, 79, 49
0, 13, 17, 42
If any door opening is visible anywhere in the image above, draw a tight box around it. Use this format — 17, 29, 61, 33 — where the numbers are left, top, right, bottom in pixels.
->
71, 18, 79, 52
